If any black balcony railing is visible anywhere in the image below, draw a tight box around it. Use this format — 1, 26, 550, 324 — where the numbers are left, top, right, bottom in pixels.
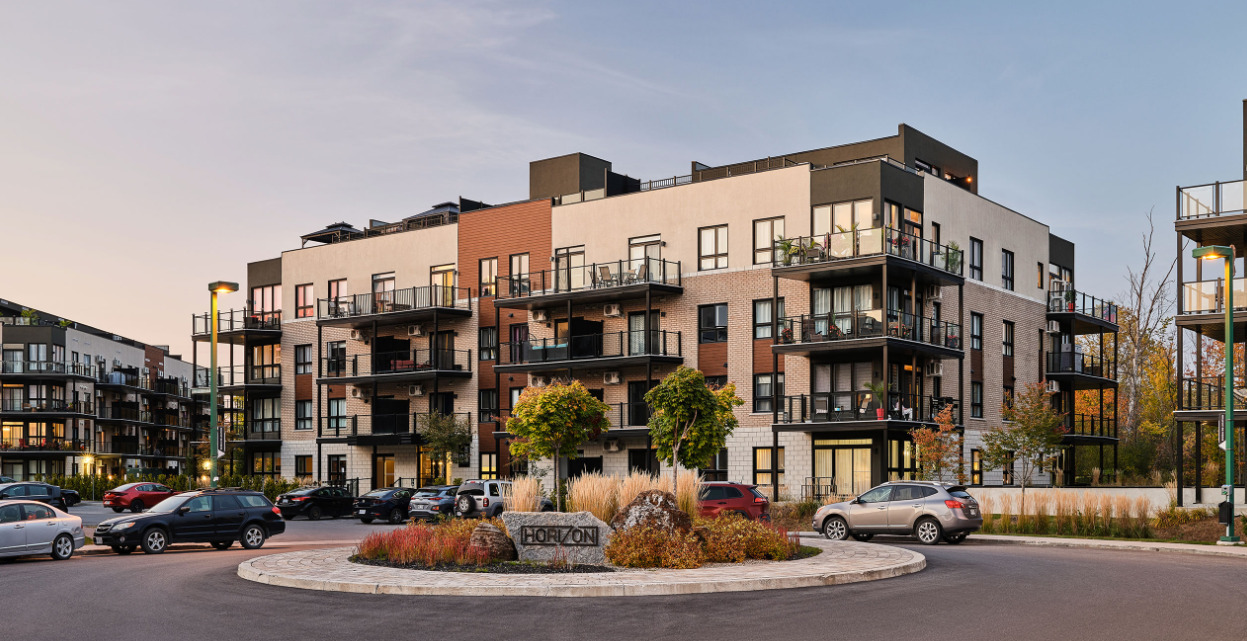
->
1178, 179, 1247, 220
777, 309, 962, 349
247, 419, 281, 439
192, 308, 282, 335
773, 227, 964, 277
148, 377, 192, 397
0, 399, 95, 414
1, 360, 99, 377
98, 406, 153, 423
1180, 377, 1247, 411
1048, 287, 1118, 322
778, 392, 960, 424
605, 401, 651, 428
320, 349, 472, 378
495, 257, 682, 299
1046, 351, 1116, 379
316, 285, 471, 321
0, 436, 87, 453
97, 369, 141, 387
1065, 413, 1117, 439
320, 412, 472, 438
498, 330, 682, 366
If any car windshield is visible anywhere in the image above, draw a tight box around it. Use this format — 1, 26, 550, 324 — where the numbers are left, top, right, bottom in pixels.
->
112, 483, 140, 492
361, 489, 392, 498
948, 488, 974, 500
413, 488, 442, 497
148, 495, 189, 513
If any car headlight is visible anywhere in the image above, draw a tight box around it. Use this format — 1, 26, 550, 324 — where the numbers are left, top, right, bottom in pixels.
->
112, 522, 136, 531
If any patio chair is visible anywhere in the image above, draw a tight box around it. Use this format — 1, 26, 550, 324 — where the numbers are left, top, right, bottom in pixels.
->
597, 265, 615, 288
634, 263, 648, 283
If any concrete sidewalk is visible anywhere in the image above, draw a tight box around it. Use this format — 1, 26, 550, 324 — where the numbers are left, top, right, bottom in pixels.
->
796, 530, 1247, 560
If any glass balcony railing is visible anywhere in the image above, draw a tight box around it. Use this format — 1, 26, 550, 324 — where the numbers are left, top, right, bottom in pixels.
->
0, 360, 99, 377
773, 227, 964, 276
498, 331, 682, 366
495, 257, 682, 299
1178, 179, 1247, 219
778, 392, 960, 424
1182, 278, 1247, 314
777, 309, 961, 349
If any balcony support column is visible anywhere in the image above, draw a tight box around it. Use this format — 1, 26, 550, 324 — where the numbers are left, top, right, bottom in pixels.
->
771, 274, 780, 502
1196, 421, 1203, 503
958, 281, 965, 427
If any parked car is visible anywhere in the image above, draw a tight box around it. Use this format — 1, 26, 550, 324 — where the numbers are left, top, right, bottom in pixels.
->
0, 500, 86, 561
62, 490, 81, 507
103, 482, 177, 513
454, 480, 553, 518
353, 487, 413, 524
0, 482, 69, 511
94, 488, 285, 554
0, 476, 14, 483
697, 481, 771, 520
814, 481, 982, 545
407, 485, 458, 521
276, 486, 355, 520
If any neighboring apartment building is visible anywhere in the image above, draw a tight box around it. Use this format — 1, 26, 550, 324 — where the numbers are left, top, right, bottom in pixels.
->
194, 124, 1118, 496
0, 299, 201, 480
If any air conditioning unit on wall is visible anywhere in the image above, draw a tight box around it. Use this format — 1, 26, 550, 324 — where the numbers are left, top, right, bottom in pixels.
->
531, 376, 548, 387
1045, 380, 1060, 393
349, 329, 366, 341
532, 310, 549, 322
603, 371, 621, 385
603, 304, 622, 318
1047, 320, 1061, 334
408, 325, 425, 337
925, 285, 942, 300
925, 361, 943, 377
350, 387, 365, 399
408, 384, 424, 397
604, 438, 622, 453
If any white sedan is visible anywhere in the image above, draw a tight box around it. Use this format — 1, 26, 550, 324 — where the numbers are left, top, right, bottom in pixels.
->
0, 499, 86, 561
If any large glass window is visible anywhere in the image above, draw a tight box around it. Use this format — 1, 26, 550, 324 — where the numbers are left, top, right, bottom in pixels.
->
372, 272, 396, 310
328, 278, 347, 302
753, 217, 784, 264
328, 398, 346, 431
251, 344, 280, 381
295, 284, 314, 318
971, 313, 983, 351
753, 447, 785, 488
251, 452, 280, 478
1003, 321, 1015, 357
251, 285, 281, 321
753, 373, 784, 413
699, 304, 728, 343
969, 238, 983, 281
753, 298, 785, 339
813, 199, 874, 237
294, 345, 312, 375
325, 341, 345, 375
250, 398, 280, 433
1001, 249, 1015, 291
478, 389, 498, 423
971, 449, 982, 485
629, 234, 662, 272
479, 257, 498, 297
295, 455, 312, 477
509, 253, 530, 296
698, 225, 728, 270
479, 452, 498, 480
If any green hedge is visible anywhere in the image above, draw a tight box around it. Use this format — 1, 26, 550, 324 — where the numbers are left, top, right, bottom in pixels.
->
34, 474, 305, 501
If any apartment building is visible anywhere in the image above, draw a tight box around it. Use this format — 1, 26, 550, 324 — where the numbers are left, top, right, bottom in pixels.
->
0, 299, 201, 480
195, 124, 1118, 496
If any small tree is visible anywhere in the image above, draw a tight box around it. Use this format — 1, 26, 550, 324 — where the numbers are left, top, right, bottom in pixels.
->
417, 411, 472, 482
19, 308, 39, 325
645, 367, 744, 496
910, 406, 965, 483
980, 383, 1067, 515
507, 381, 611, 511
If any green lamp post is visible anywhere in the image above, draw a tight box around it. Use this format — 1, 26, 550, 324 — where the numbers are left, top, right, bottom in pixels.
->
1193, 245, 1239, 543
207, 280, 239, 489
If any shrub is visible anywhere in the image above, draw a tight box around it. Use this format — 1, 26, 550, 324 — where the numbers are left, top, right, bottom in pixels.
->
503, 476, 542, 512
354, 519, 496, 566
568, 473, 618, 523
699, 512, 799, 562
605, 525, 704, 569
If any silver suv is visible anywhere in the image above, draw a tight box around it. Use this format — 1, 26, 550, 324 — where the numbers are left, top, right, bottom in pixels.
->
813, 481, 982, 545
453, 480, 554, 518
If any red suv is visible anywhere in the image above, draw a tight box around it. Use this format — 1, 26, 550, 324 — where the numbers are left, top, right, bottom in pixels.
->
697, 482, 770, 520
103, 483, 177, 513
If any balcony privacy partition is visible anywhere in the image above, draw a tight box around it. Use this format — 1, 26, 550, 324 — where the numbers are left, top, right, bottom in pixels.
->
495, 258, 681, 299
498, 330, 681, 366
321, 349, 472, 378
777, 310, 961, 349
778, 392, 960, 425
192, 308, 282, 335
316, 285, 470, 320
773, 228, 964, 277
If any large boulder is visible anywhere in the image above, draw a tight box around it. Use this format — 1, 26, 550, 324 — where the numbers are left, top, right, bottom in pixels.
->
500, 511, 612, 565
611, 489, 692, 533
469, 522, 516, 561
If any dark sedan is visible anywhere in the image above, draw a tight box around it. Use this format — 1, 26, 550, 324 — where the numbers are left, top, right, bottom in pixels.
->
407, 486, 457, 521
0, 482, 69, 511
353, 487, 413, 524
276, 486, 355, 520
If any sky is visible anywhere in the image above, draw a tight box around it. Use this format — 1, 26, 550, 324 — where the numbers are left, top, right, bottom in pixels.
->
1, 1, 1244, 359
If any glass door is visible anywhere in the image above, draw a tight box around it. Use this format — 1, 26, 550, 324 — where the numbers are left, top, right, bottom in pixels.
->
430, 265, 455, 306
554, 246, 585, 291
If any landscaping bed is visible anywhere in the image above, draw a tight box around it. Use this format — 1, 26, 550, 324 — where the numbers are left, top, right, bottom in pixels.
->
351, 557, 614, 573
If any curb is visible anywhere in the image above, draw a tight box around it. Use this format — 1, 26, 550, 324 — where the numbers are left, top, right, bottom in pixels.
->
971, 534, 1247, 560
236, 538, 925, 598
79, 544, 211, 556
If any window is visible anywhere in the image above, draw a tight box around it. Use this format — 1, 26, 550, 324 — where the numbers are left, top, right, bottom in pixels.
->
328, 278, 347, 302
294, 345, 312, 375
753, 447, 785, 488
295, 284, 313, 318
971, 313, 983, 351
478, 327, 497, 361
372, 272, 396, 310
328, 398, 346, 431
480, 452, 498, 480
252, 452, 280, 478
1003, 452, 1015, 485
1037, 262, 1045, 289
1003, 386, 1014, 411
813, 199, 874, 236
295, 400, 312, 431
251, 284, 281, 321
753, 298, 785, 339
251, 344, 280, 382
753, 217, 784, 264
753, 373, 784, 413
1002, 321, 1014, 357
971, 382, 983, 418
509, 387, 523, 409
971, 450, 982, 485
1001, 249, 1014, 290
295, 455, 312, 477
699, 304, 728, 343
705, 375, 728, 389
509, 253, 529, 277
479, 257, 498, 297
251, 398, 280, 433
698, 225, 728, 270
931, 222, 941, 246
326, 454, 346, 484
478, 389, 498, 423
700, 448, 729, 482
325, 341, 345, 375
969, 237, 983, 280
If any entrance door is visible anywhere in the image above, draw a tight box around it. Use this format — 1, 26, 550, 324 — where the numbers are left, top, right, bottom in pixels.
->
326, 455, 346, 486
433, 331, 455, 370
627, 381, 651, 426
431, 265, 456, 306
815, 446, 872, 498
628, 312, 659, 356
374, 454, 395, 490
554, 246, 586, 291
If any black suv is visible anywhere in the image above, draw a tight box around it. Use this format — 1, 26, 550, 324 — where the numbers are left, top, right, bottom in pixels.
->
94, 488, 286, 554
0, 482, 69, 511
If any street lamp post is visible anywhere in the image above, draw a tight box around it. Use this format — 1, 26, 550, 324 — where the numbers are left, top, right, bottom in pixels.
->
207, 281, 238, 489
82, 455, 94, 501
1193, 245, 1239, 543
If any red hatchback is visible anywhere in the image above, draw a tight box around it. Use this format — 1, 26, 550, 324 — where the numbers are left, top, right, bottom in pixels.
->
697, 482, 770, 520
103, 483, 177, 513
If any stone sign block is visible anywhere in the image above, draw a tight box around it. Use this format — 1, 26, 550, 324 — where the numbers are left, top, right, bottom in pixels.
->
500, 511, 612, 565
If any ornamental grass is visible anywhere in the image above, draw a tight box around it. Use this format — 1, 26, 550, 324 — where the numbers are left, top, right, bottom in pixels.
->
503, 476, 542, 512
568, 472, 619, 523
978, 490, 1155, 538
355, 519, 502, 566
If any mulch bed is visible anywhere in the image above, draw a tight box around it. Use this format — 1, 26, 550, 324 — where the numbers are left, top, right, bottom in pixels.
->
351, 557, 615, 574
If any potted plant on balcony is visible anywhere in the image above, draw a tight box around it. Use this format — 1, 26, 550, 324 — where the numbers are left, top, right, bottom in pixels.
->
863, 380, 889, 420
776, 236, 797, 266
945, 240, 961, 272
780, 326, 793, 343
1065, 289, 1076, 312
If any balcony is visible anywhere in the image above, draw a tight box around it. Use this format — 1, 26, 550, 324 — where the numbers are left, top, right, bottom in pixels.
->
772, 228, 964, 282
318, 412, 472, 445
316, 285, 472, 328
1064, 413, 1117, 441
1047, 287, 1119, 334
243, 418, 281, 442
775, 309, 962, 356
1045, 351, 1117, 387
192, 308, 282, 343
0, 359, 98, 379
495, 330, 683, 372
97, 406, 153, 424
775, 392, 961, 429
0, 436, 87, 454
319, 348, 472, 384
1179, 377, 1247, 413
0, 399, 95, 415
494, 257, 683, 308
1176, 180, 1247, 245
193, 364, 281, 390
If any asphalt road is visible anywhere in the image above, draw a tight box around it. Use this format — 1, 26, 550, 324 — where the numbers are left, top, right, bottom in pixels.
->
7, 528, 1247, 641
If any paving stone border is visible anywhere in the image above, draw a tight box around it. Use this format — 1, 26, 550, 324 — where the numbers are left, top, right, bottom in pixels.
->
236, 537, 925, 597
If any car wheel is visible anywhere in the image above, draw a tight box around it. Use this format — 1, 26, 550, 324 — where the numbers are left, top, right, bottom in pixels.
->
212, 541, 233, 550
51, 534, 74, 560
822, 516, 849, 540
112, 545, 135, 555
308, 506, 322, 521
915, 517, 943, 545
456, 495, 476, 516
129, 500, 145, 513
388, 509, 406, 525
140, 528, 168, 554
852, 532, 874, 542
111, 507, 125, 513
734, 510, 752, 520
944, 532, 967, 545
240, 524, 266, 549
540, 504, 553, 513
360, 517, 374, 524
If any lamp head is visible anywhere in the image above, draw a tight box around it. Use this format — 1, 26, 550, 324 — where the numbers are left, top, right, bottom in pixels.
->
208, 281, 239, 294
1193, 245, 1234, 261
